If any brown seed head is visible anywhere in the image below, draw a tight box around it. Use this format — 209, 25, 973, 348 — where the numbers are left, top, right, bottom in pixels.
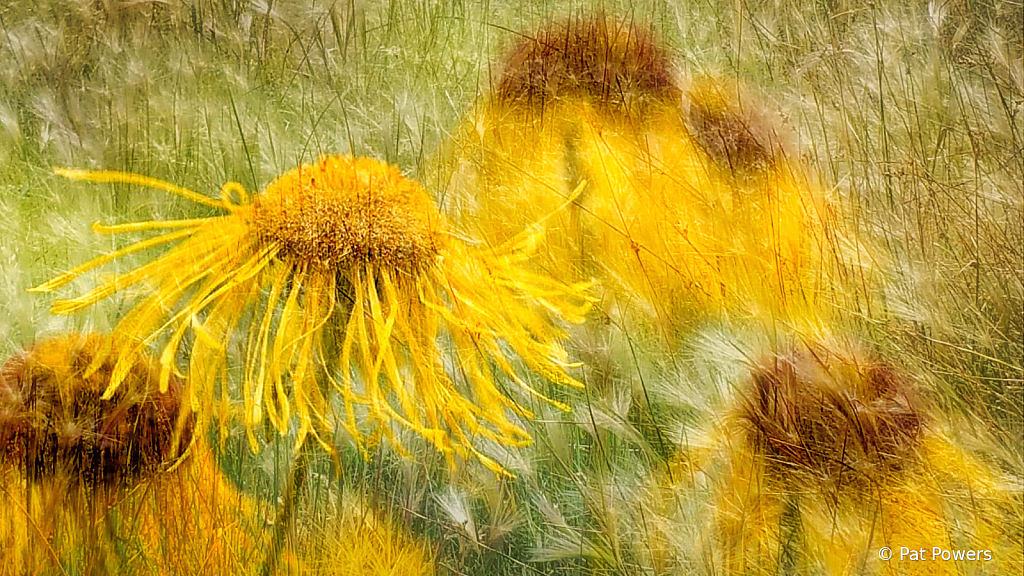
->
495, 15, 677, 113
0, 333, 193, 488
739, 348, 924, 486
253, 155, 444, 272
683, 78, 785, 176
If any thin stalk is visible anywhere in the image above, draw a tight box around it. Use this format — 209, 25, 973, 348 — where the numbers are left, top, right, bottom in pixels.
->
260, 443, 310, 576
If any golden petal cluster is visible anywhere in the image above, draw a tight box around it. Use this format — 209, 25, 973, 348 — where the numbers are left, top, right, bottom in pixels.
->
430, 16, 870, 337
32, 155, 591, 475
663, 344, 1023, 575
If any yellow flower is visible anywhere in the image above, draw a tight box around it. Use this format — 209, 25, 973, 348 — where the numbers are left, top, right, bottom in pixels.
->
669, 343, 1023, 575
0, 332, 274, 575
32, 155, 590, 475
431, 16, 865, 336
0, 335, 302, 575
0, 332, 192, 488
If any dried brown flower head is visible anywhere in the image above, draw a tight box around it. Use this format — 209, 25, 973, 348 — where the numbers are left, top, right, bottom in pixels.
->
682, 78, 786, 176
495, 14, 677, 113
0, 333, 192, 488
739, 347, 924, 486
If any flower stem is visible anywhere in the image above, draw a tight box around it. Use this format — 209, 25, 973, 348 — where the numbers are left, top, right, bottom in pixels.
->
261, 443, 309, 576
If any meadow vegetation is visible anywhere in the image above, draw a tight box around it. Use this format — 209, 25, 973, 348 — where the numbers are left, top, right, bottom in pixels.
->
0, 0, 1020, 574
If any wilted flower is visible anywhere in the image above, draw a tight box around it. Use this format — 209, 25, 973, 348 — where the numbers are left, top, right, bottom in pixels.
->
32, 155, 590, 475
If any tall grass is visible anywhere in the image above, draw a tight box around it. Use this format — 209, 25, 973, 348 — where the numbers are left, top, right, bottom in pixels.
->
0, 1, 1020, 574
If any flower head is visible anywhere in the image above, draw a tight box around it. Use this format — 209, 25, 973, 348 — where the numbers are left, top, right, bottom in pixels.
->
253, 156, 442, 271
1, 433, 296, 574
0, 332, 192, 488
739, 347, 925, 486
675, 343, 1021, 575
33, 155, 590, 475
681, 77, 785, 177
495, 14, 677, 113
433, 20, 861, 336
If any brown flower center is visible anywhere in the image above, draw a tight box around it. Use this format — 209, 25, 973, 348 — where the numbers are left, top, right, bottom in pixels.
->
0, 333, 192, 488
495, 15, 677, 112
252, 156, 444, 271
741, 350, 924, 485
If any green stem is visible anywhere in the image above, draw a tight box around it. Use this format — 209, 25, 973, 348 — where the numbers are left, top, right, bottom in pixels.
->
260, 444, 310, 576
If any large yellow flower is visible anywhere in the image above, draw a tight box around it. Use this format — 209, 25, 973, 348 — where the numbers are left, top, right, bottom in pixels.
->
32, 155, 590, 475
0, 332, 295, 575
431, 16, 868, 337
665, 344, 1023, 575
